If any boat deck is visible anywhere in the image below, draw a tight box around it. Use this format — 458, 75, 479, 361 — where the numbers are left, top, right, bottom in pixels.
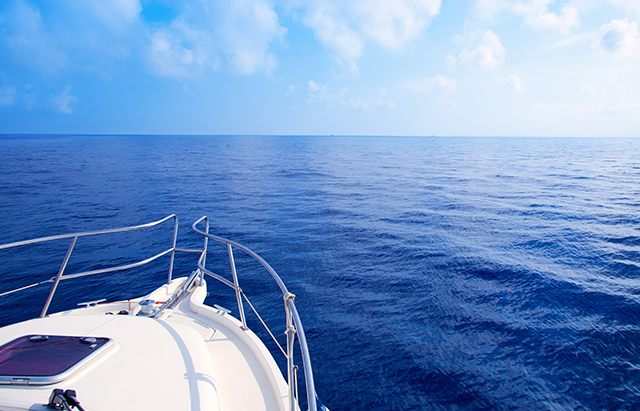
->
0, 278, 289, 411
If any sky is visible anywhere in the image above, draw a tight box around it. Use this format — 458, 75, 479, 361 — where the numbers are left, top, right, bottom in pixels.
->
1, 0, 639, 137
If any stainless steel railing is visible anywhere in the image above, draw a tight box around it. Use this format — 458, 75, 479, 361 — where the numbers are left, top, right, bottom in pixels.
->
0, 215, 182, 317
192, 216, 318, 411
0, 215, 321, 411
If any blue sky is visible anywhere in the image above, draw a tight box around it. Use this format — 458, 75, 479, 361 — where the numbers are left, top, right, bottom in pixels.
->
1, 0, 639, 136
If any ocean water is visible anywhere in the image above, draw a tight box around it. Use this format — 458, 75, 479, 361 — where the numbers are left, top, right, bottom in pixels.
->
0, 135, 639, 410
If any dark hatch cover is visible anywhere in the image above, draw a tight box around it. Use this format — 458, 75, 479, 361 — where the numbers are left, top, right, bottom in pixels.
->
0, 335, 112, 385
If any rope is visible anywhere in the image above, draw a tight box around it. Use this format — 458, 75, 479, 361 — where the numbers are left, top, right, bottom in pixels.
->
0, 278, 54, 297
241, 292, 287, 358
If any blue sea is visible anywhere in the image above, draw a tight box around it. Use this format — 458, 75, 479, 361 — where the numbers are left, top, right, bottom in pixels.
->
1, 135, 639, 410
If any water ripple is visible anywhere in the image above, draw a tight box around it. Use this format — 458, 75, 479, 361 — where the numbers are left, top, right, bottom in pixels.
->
1, 135, 640, 410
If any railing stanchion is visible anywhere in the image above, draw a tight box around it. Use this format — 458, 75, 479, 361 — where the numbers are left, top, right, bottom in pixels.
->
40, 236, 77, 318
191, 216, 321, 411
227, 244, 247, 330
167, 216, 179, 284
1, 215, 182, 317
285, 293, 298, 411
201, 218, 209, 284
289, 299, 317, 411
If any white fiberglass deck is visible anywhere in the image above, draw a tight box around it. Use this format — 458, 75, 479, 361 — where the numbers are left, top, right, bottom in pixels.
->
0, 278, 290, 411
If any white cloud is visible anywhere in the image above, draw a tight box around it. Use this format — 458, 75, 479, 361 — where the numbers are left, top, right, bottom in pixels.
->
305, 81, 394, 110
285, 85, 296, 96
0, 87, 16, 106
108, 0, 141, 20
495, 74, 525, 92
476, 0, 580, 33
345, 88, 396, 110
301, 0, 441, 73
2, 0, 438, 79
606, 0, 640, 15
2, 0, 67, 71
549, 32, 596, 49
146, 0, 285, 77
514, 1, 579, 33
217, 0, 286, 74
403, 75, 457, 92
459, 30, 505, 69
306, 80, 347, 105
355, 0, 441, 49
303, 7, 364, 74
51, 86, 78, 114
84, 0, 142, 23
475, 0, 509, 19
509, 75, 525, 92
592, 19, 640, 59
1, 0, 145, 77
147, 19, 211, 78
445, 53, 458, 69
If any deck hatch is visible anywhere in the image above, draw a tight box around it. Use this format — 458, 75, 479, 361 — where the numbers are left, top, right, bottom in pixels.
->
0, 334, 113, 385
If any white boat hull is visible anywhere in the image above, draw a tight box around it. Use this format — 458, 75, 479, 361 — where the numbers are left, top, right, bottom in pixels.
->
0, 278, 290, 411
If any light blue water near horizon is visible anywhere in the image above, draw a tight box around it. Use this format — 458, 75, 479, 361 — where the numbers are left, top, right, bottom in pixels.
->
1, 135, 639, 410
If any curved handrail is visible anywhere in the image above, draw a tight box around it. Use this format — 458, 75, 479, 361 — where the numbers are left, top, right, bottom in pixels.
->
0, 214, 178, 250
0, 215, 179, 316
192, 217, 289, 295
192, 216, 318, 411
0, 215, 322, 411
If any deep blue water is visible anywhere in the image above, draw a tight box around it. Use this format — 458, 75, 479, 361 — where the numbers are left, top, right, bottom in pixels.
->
1, 135, 640, 410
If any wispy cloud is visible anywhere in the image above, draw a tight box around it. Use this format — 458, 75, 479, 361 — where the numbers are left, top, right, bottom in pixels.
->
217, 0, 286, 74
0, 0, 146, 79
301, 0, 442, 74
1, 0, 439, 79
549, 31, 597, 49
2, 0, 67, 71
306, 81, 395, 110
494, 74, 525, 92
306, 80, 347, 106
513, 1, 579, 33
345, 88, 396, 110
303, 7, 364, 74
476, 0, 579, 33
0, 87, 16, 106
606, 0, 640, 15
84, 0, 142, 24
146, 0, 285, 77
354, 0, 442, 49
285, 85, 296, 96
458, 29, 505, 69
592, 18, 640, 59
403, 75, 457, 92
147, 17, 215, 78
51, 86, 78, 114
